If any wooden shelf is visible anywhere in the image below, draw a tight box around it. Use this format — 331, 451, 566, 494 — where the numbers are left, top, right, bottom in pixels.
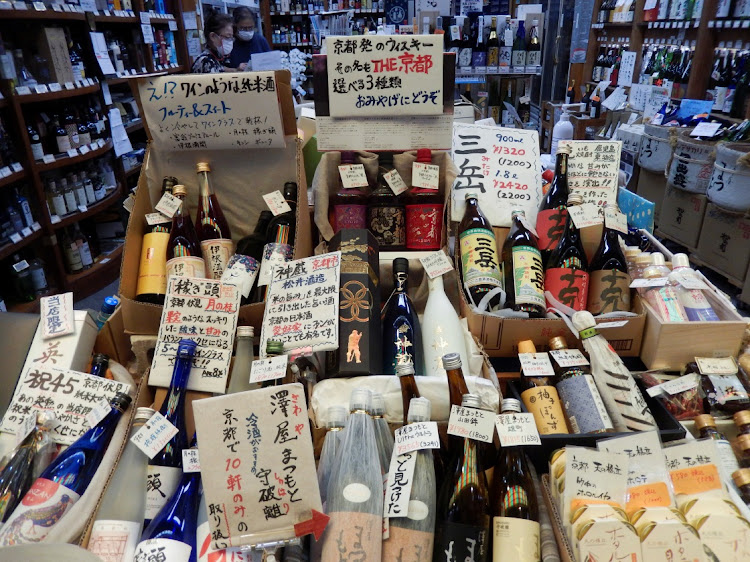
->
35, 140, 112, 173
51, 187, 122, 230
106, 72, 151, 85
8, 295, 43, 314
0, 228, 43, 262
93, 13, 138, 23
65, 244, 124, 293
124, 163, 142, 179
0, 8, 86, 21
125, 120, 144, 134
15, 82, 100, 105
0, 168, 26, 189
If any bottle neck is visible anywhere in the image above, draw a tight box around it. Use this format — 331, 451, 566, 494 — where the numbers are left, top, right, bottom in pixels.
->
163, 351, 193, 420
393, 271, 408, 292
198, 171, 212, 198
555, 153, 568, 178
427, 275, 444, 293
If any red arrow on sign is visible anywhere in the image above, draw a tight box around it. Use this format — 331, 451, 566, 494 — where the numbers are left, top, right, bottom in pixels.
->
294, 509, 330, 541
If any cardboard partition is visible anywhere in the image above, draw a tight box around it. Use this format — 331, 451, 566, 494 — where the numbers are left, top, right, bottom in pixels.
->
695, 203, 750, 282
658, 185, 707, 249
94, 306, 133, 368
636, 167, 667, 223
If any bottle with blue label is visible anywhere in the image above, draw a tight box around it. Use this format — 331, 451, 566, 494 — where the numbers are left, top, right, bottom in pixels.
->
667, 254, 719, 322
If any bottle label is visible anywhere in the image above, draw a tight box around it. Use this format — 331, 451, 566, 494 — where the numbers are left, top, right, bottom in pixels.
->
436, 521, 488, 562
679, 289, 719, 321
65, 242, 83, 270
166, 256, 206, 279
487, 46, 499, 67
511, 50, 526, 67
492, 517, 540, 562
257, 242, 293, 287
88, 520, 141, 562
499, 46, 512, 67
588, 269, 631, 315
472, 50, 487, 68
458, 47, 473, 67
200, 238, 234, 279
31, 142, 44, 161
520, 385, 568, 434
85, 181, 96, 204
30, 266, 47, 292
137, 232, 169, 297
460, 228, 503, 291
78, 132, 91, 146
535, 207, 567, 251
64, 191, 78, 212
382, 525, 434, 562
557, 374, 614, 433
57, 134, 72, 153
368, 205, 405, 247
526, 51, 541, 66
333, 204, 367, 232
196, 521, 250, 561
544, 267, 589, 311
707, 374, 750, 406
79, 241, 93, 267
144, 465, 182, 520
645, 286, 688, 321
406, 203, 443, 249
511, 246, 545, 307
75, 187, 87, 207
0, 478, 80, 546
53, 195, 67, 217
134, 538, 192, 562
320, 511, 382, 561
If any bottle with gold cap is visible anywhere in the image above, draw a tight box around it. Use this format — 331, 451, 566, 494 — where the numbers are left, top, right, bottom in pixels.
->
549, 336, 614, 434
737, 434, 750, 468
735, 410, 750, 436
732, 469, 750, 507
694, 413, 740, 477
165, 184, 206, 279
516, 340, 569, 434
631, 252, 652, 279
195, 162, 233, 280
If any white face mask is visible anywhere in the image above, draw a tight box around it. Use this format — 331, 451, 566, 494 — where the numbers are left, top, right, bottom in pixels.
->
220, 38, 234, 56
238, 30, 255, 41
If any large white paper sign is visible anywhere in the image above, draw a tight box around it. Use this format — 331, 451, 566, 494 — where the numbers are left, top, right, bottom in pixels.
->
149, 277, 240, 393
138, 72, 286, 151
559, 140, 621, 207
451, 123, 543, 227
325, 35, 444, 117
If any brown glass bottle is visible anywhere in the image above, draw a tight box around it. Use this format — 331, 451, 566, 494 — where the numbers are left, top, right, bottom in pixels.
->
588, 204, 631, 314
166, 184, 205, 279
735, 410, 750, 436
396, 362, 421, 426
517, 340, 569, 435
694, 414, 741, 475
685, 361, 750, 415
405, 148, 443, 250
331, 151, 368, 233
536, 145, 570, 263
262, 340, 295, 388
367, 152, 405, 251
195, 162, 233, 279
236, 211, 273, 263
501, 209, 545, 317
737, 435, 750, 468
732, 469, 750, 507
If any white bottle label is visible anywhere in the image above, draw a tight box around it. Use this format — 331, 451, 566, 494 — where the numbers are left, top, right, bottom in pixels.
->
53, 195, 67, 217
492, 517, 540, 562
166, 256, 207, 279
31, 142, 44, 161
88, 520, 142, 562
66, 243, 82, 270
85, 181, 96, 204
79, 241, 93, 267
57, 134, 72, 153
64, 191, 78, 213
134, 538, 192, 562
144, 465, 182, 519
75, 187, 87, 207
526, 51, 541, 66
200, 239, 234, 280
716, 439, 740, 477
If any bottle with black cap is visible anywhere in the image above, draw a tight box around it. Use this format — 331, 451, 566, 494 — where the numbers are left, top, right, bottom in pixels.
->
382, 257, 423, 375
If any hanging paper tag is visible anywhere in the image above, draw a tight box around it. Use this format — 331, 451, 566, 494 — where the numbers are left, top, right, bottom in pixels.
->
630, 277, 668, 288
14, 413, 36, 448
495, 412, 541, 447
249, 354, 289, 384
393, 421, 441, 455
130, 412, 179, 459
145, 212, 172, 226
695, 356, 737, 375
85, 398, 112, 428
338, 164, 369, 188
262, 190, 292, 216
155, 192, 182, 217
519, 215, 538, 237
568, 203, 603, 229
549, 349, 590, 368
412, 162, 440, 190
672, 272, 709, 291
447, 404, 495, 443
419, 250, 454, 279
605, 210, 628, 234
384, 451, 417, 518
383, 168, 408, 195
182, 449, 201, 472
646, 373, 699, 397
518, 352, 556, 378
40, 292, 74, 339
690, 122, 721, 138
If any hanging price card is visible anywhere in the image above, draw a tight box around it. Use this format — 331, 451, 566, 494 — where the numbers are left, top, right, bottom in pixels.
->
411, 162, 440, 190
263, 190, 292, 215
84, 398, 113, 428
131, 412, 179, 459
518, 352, 556, 378
447, 404, 495, 443
419, 249, 454, 279
155, 191, 182, 217
605, 210, 628, 234
393, 421, 441, 455
695, 356, 737, 375
559, 140, 621, 208
495, 413, 541, 447
338, 164, 369, 188
646, 374, 699, 397
145, 212, 172, 226
549, 349, 590, 367
383, 168, 408, 195
249, 354, 289, 383
182, 449, 201, 472
568, 202, 603, 229
13, 413, 36, 448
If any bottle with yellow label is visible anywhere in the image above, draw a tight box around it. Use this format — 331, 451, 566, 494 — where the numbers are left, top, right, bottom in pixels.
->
517, 339, 569, 434
501, 209, 545, 318
136, 224, 169, 304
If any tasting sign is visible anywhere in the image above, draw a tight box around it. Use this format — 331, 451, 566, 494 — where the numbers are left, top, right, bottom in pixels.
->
559, 140, 622, 207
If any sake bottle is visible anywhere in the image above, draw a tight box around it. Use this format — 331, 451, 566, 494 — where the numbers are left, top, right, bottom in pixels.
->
166, 184, 206, 279
317, 406, 348, 507
320, 389, 383, 561
371, 392, 394, 474
88, 408, 156, 562
226, 326, 256, 394
367, 152, 406, 251
501, 209, 546, 317
382, 257, 424, 375
383, 397, 436, 561
195, 162, 233, 279
421, 273, 470, 377
535, 145, 570, 264
331, 150, 368, 233
516, 340, 569, 434
396, 362, 421, 426
587, 205, 631, 315
405, 148, 443, 250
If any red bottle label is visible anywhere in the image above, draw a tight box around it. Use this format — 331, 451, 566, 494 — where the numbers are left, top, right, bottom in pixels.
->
545, 267, 589, 311
406, 203, 443, 249
536, 207, 568, 251
333, 204, 367, 232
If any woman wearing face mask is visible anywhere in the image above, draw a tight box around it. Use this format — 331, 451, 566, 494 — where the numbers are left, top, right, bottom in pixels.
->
190, 12, 234, 73
227, 7, 271, 71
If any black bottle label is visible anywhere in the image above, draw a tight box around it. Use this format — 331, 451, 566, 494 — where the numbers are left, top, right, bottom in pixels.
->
435, 521, 488, 562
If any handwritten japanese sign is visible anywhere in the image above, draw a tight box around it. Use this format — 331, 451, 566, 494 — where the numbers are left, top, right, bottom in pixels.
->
138, 72, 286, 151
325, 35, 444, 118
0, 367, 130, 445
149, 277, 240, 393
495, 413, 541, 447
260, 252, 341, 357
451, 123, 543, 227
558, 140, 621, 207
384, 451, 416, 518
40, 292, 74, 339
193, 383, 322, 550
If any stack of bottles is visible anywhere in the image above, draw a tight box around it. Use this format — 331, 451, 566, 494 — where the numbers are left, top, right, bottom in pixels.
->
104, 29, 148, 75
0, 30, 86, 89
6, 251, 50, 302
0, 186, 37, 245
43, 158, 117, 219
25, 98, 107, 160
707, 46, 750, 119
271, 22, 318, 47
270, 0, 327, 14
151, 29, 178, 68
638, 44, 694, 99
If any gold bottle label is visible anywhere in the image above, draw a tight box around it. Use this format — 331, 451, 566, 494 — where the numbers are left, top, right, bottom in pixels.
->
460, 228, 503, 290
521, 385, 569, 434
200, 238, 234, 279
492, 517, 540, 562
166, 256, 206, 279
136, 231, 169, 296
588, 269, 631, 315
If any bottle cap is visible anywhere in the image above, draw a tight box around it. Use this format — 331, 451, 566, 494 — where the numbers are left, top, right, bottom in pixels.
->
379, 152, 394, 165
733, 468, 750, 488
266, 340, 285, 356
371, 393, 386, 416
517, 339, 537, 354
172, 184, 187, 197
177, 339, 198, 358
396, 363, 416, 377
735, 410, 750, 427
416, 148, 432, 163
284, 181, 298, 191
101, 296, 119, 314
511, 209, 526, 218
672, 253, 691, 269
693, 414, 716, 430
259, 210, 274, 220
393, 257, 409, 274
625, 247, 641, 258
135, 407, 156, 422
350, 387, 373, 412
643, 269, 664, 280
738, 434, 750, 452
407, 397, 431, 422
340, 151, 355, 165
464, 192, 478, 201
237, 326, 254, 338
196, 162, 211, 173
501, 398, 522, 413
461, 393, 482, 408
557, 144, 572, 155
567, 193, 584, 206
635, 253, 652, 265
651, 253, 666, 267
442, 352, 462, 370
92, 353, 109, 365
326, 405, 348, 428
548, 336, 568, 350
111, 392, 132, 412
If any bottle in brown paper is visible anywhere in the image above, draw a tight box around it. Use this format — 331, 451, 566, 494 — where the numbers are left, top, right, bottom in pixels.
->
516, 339, 569, 434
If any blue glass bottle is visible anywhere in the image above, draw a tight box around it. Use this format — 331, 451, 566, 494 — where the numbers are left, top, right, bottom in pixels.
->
382, 257, 424, 375
145, 338, 197, 527
0, 392, 132, 546
89, 353, 109, 378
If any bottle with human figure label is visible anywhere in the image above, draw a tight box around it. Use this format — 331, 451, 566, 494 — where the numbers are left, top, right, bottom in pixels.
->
166, 184, 205, 279
195, 162, 233, 279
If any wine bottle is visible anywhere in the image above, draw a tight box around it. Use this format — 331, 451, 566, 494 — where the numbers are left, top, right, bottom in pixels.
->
383, 397, 436, 561
371, 392, 394, 474
0, 392, 132, 545
226, 326, 256, 394
421, 273, 470, 376
265, 182, 298, 248
512, 20, 526, 67
490, 398, 540, 562
331, 151, 368, 233
501, 81, 514, 127
320, 389, 383, 561
72, 222, 93, 270
472, 16, 487, 69
545, 193, 589, 311
516, 340, 569, 434
62, 227, 83, 274
368, 152, 406, 250
434, 393, 490, 562
382, 257, 424, 375
396, 362, 421, 426
89, 353, 109, 378
458, 193, 503, 311
27, 123, 44, 161
145, 339, 196, 526
166, 184, 206, 279
195, 162, 233, 279
587, 206, 631, 315
525, 20, 541, 66
501, 209, 545, 317
566, 80, 576, 104
87, 407, 156, 562
486, 16, 499, 68
405, 148, 443, 250
458, 17, 473, 68
236, 211, 273, 262
499, 17, 513, 69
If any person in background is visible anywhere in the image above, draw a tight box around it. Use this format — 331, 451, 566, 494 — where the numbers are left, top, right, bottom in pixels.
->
191, 12, 234, 74
227, 6, 271, 71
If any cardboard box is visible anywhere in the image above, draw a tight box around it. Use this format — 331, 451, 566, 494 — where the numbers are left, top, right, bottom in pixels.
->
94, 306, 132, 367
637, 167, 667, 223
36, 27, 74, 85
658, 185, 707, 249
695, 203, 750, 282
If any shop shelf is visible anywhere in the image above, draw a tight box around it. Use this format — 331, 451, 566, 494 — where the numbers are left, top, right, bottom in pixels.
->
0, 168, 26, 189
51, 186, 122, 230
0, 227, 43, 262
8, 295, 43, 314
15, 82, 100, 104
93, 13, 138, 23
64, 244, 124, 295
0, 7, 86, 21
35, 140, 113, 173
125, 120, 144, 134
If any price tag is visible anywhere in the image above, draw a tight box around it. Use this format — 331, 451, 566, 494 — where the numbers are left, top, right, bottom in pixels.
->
67, 148, 78, 158
21, 227, 32, 237
411, 162, 440, 190
447, 404, 495, 443
690, 122, 722, 138
122, 195, 135, 214
34, 84, 48, 94
130, 411, 179, 459
646, 373, 699, 397
383, 168, 408, 195
50, 214, 61, 224
31, 222, 40, 231
338, 164, 369, 188
145, 212, 172, 226
15, 86, 31, 96
249, 354, 288, 383
596, 320, 629, 328
85, 398, 112, 428
139, 10, 150, 22
12, 1, 26, 9
568, 202, 603, 229
384, 450, 417, 518
518, 352, 556, 378
64, 81, 74, 90
52, 2, 61, 10
11, 162, 23, 172
155, 191, 182, 217
419, 248, 454, 279
48, 82, 61, 92
77, 204, 87, 213
182, 449, 201, 472
549, 348, 590, 368
42, 154, 55, 164
495, 412, 541, 447
0, 166, 10, 178
695, 356, 737, 375
9, 233, 22, 245
14, 413, 36, 447
604, 210, 628, 234
393, 421, 441, 455
141, 23, 155, 44
79, 145, 90, 155
672, 271, 709, 290
630, 277, 668, 288
262, 190, 292, 216
168, 20, 177, 30
97, 138, 105, 147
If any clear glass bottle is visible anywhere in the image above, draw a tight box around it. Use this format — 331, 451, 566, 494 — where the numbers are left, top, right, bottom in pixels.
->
318, 405, 347, 507
49, 179, 68, 218
62, 227, 83, 274
421, 273, 470, 376
371, 392, 394, 474
227, 326, 256, 394
668, 253, 719, 321
72, 222, 94, 270
61, 177, 77, 215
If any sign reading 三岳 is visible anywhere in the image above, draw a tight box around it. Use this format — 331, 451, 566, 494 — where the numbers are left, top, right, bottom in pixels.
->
325, 35, 444, 118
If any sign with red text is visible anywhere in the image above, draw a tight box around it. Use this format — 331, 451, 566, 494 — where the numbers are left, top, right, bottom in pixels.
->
149, 277, 240, 393
451, 123, 543, 227
193, 383, 322, 550
559, 140, 621, 207
325, 35, 444, 118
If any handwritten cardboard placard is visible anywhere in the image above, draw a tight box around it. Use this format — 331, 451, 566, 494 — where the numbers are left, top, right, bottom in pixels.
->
138, 72, 286, 151
40, 292, 74, 339
193, 383, 324, 550
149, 277, 240, 393
260, 252, 341, 357
325, 35, 444, 118
0, 367, 130, 445
559, 140, 621, 207
451, 123, 543, 227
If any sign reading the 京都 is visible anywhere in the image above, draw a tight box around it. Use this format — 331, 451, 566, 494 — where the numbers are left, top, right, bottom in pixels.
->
325, 35, 444, 118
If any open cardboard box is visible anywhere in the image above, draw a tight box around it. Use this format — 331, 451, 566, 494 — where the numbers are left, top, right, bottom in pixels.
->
119, 71, 312, 335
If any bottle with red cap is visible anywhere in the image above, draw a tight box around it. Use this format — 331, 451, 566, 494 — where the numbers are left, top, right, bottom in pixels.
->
405, 149, 443, 250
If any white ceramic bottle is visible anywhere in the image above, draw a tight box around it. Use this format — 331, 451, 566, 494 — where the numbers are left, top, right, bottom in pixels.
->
421, 274, 470, 377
